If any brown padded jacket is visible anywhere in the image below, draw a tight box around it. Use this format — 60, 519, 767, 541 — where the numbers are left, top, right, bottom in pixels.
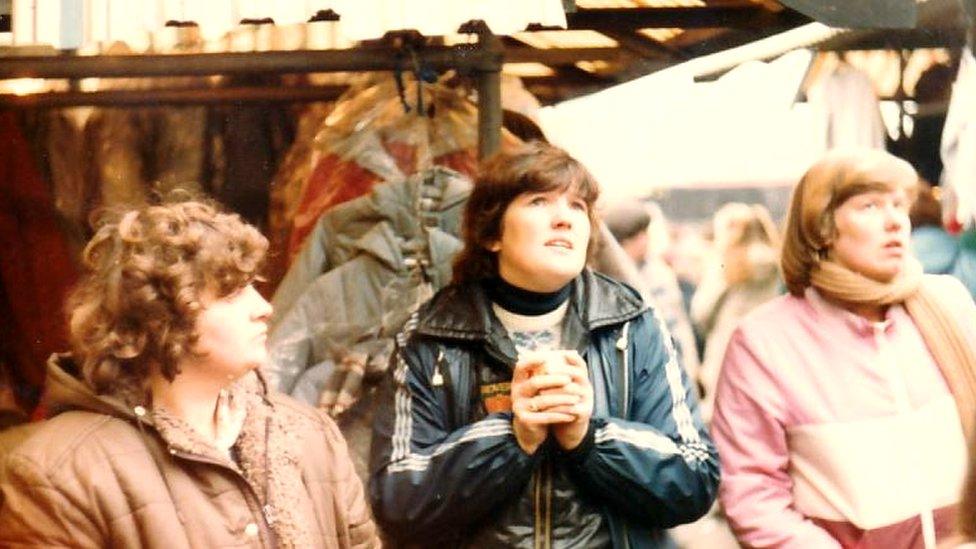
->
0, 355, 380, 548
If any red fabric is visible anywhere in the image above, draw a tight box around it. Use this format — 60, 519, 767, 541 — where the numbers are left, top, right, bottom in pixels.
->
287, 153, 381, 258
0, 111, 77, 401
810, 505, 957, 549
434, 150, 478, 180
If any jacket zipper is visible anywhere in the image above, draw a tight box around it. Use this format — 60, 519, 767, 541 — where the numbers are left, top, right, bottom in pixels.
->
169, 448, 277, 547
532, 459, 553, 549
616, 323, 632, 549
544, 459, 553, 549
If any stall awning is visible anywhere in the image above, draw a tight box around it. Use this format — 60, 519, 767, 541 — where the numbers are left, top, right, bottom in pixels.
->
10, 0, 566, 48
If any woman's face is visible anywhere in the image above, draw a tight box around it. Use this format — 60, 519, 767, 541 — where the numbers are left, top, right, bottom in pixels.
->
828, 188, 911, 283
192, 284, 272, 381
490, 189, 591, 292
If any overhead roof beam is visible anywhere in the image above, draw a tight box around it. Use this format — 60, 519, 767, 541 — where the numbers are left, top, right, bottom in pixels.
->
598, 29, 686, 61
558, 7, 813, 31
817, 27, 966, 51
505, 46, 620, 65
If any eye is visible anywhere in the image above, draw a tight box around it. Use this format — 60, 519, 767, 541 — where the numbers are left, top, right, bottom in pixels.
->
859, 198, 881, 210
528, 195, 548, 206
570, 199, 588, 212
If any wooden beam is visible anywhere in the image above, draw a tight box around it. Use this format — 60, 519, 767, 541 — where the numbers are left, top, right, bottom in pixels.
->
598, 29, 685, 61
504, 46, 621, 65
559, 6, 812, 31
817, 27, 966, 51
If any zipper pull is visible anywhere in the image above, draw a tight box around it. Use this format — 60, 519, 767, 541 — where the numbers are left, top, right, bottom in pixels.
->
432, 350, 444, 386
263, 504, 276, 525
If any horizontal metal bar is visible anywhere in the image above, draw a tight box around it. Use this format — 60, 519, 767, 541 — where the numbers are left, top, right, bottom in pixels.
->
0, 46, 502, 80
0, 85, 348, 109
0, 44, 619, 81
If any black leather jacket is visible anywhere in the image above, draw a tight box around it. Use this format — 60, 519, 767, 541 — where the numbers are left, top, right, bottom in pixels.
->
369, 270, 719, 548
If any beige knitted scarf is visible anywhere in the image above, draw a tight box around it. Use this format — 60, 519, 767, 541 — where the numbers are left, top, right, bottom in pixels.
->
811, 259, 976, 439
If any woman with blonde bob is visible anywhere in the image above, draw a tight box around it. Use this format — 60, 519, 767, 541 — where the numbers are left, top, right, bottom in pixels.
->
711, 149, 976, 548
0, 201, 379, 548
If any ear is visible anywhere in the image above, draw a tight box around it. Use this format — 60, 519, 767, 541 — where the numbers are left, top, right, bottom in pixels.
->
487, 240, 502, 252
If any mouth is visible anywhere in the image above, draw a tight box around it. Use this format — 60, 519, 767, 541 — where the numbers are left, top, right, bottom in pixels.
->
545, 238, 574, 250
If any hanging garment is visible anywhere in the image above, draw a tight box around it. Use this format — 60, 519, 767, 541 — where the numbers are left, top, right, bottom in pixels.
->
807, 62, 887, 150
207, 74, 296, 228
266, 102, 334, 289
285, 77, 490, 258
268, 167, 470, 484
0, 111, 78, 405
84, 38, 208, 212
268, 166, 471, 392
21, 110, 91, 255
941, 48, 976, 228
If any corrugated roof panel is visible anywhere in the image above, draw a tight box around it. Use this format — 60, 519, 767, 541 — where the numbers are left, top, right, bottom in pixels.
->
576, 0, 705, 8
503, 62, 557, 77
638, 28, 685, 42
511, 30, 619, 49
575, 60, 617, 74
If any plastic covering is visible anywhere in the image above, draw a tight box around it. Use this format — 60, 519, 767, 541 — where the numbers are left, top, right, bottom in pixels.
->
285, 76, 491, 259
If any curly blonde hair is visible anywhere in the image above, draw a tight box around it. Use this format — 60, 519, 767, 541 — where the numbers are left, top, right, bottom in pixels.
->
67, 201, 268, 397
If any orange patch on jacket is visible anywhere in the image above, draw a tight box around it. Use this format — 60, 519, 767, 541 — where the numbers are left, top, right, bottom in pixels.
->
480, 382, 512, 413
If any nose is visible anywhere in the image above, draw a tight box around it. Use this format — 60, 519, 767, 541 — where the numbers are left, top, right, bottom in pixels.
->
550, 197, 574, 229
884, 203, 907, 232
246, 285, 273, 321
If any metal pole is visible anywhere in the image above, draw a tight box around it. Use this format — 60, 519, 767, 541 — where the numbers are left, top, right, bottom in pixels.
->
476, 27, 503, 160
0, 46, 490, 80
0, 46, 618, 81
0, 84, 348, 109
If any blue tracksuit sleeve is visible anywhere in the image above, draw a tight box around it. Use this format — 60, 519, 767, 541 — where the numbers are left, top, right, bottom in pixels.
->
561, 312, 720, 528
369, 339, 540, 541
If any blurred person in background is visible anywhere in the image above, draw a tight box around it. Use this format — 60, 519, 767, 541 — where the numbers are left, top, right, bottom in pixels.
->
712, 149, 976, 548
691, 202, 781, 422
604, 200, 701, 387
0, 201, 379, 548
370, 142, 718, 548
910, 181, 976, 298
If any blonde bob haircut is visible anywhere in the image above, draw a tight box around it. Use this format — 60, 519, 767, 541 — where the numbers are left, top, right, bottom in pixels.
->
781, 148, 919, 296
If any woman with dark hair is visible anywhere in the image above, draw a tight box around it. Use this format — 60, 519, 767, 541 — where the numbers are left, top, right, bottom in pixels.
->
712, 149, 976, 548
370, 141, 719, 547
0, 201, 379, 548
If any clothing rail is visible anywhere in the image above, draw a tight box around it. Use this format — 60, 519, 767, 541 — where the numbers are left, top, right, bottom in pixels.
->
0, 85, 349, 108
1, 26, 616, 158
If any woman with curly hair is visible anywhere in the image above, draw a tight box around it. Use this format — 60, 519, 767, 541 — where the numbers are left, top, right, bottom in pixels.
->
0, 201, 379, 548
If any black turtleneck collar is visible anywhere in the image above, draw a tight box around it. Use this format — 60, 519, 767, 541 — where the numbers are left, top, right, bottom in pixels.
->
485, 277, 571, 316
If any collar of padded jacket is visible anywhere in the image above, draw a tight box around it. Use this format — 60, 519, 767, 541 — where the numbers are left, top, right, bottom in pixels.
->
414, 269, 647, 366
30, 355, 318, 547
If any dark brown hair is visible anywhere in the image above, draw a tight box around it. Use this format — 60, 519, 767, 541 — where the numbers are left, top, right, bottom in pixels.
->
452, 141, 600, 284
68, 201, 267, 397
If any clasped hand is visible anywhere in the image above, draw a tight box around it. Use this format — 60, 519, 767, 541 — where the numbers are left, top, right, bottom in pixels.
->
510, 350, 593, 454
